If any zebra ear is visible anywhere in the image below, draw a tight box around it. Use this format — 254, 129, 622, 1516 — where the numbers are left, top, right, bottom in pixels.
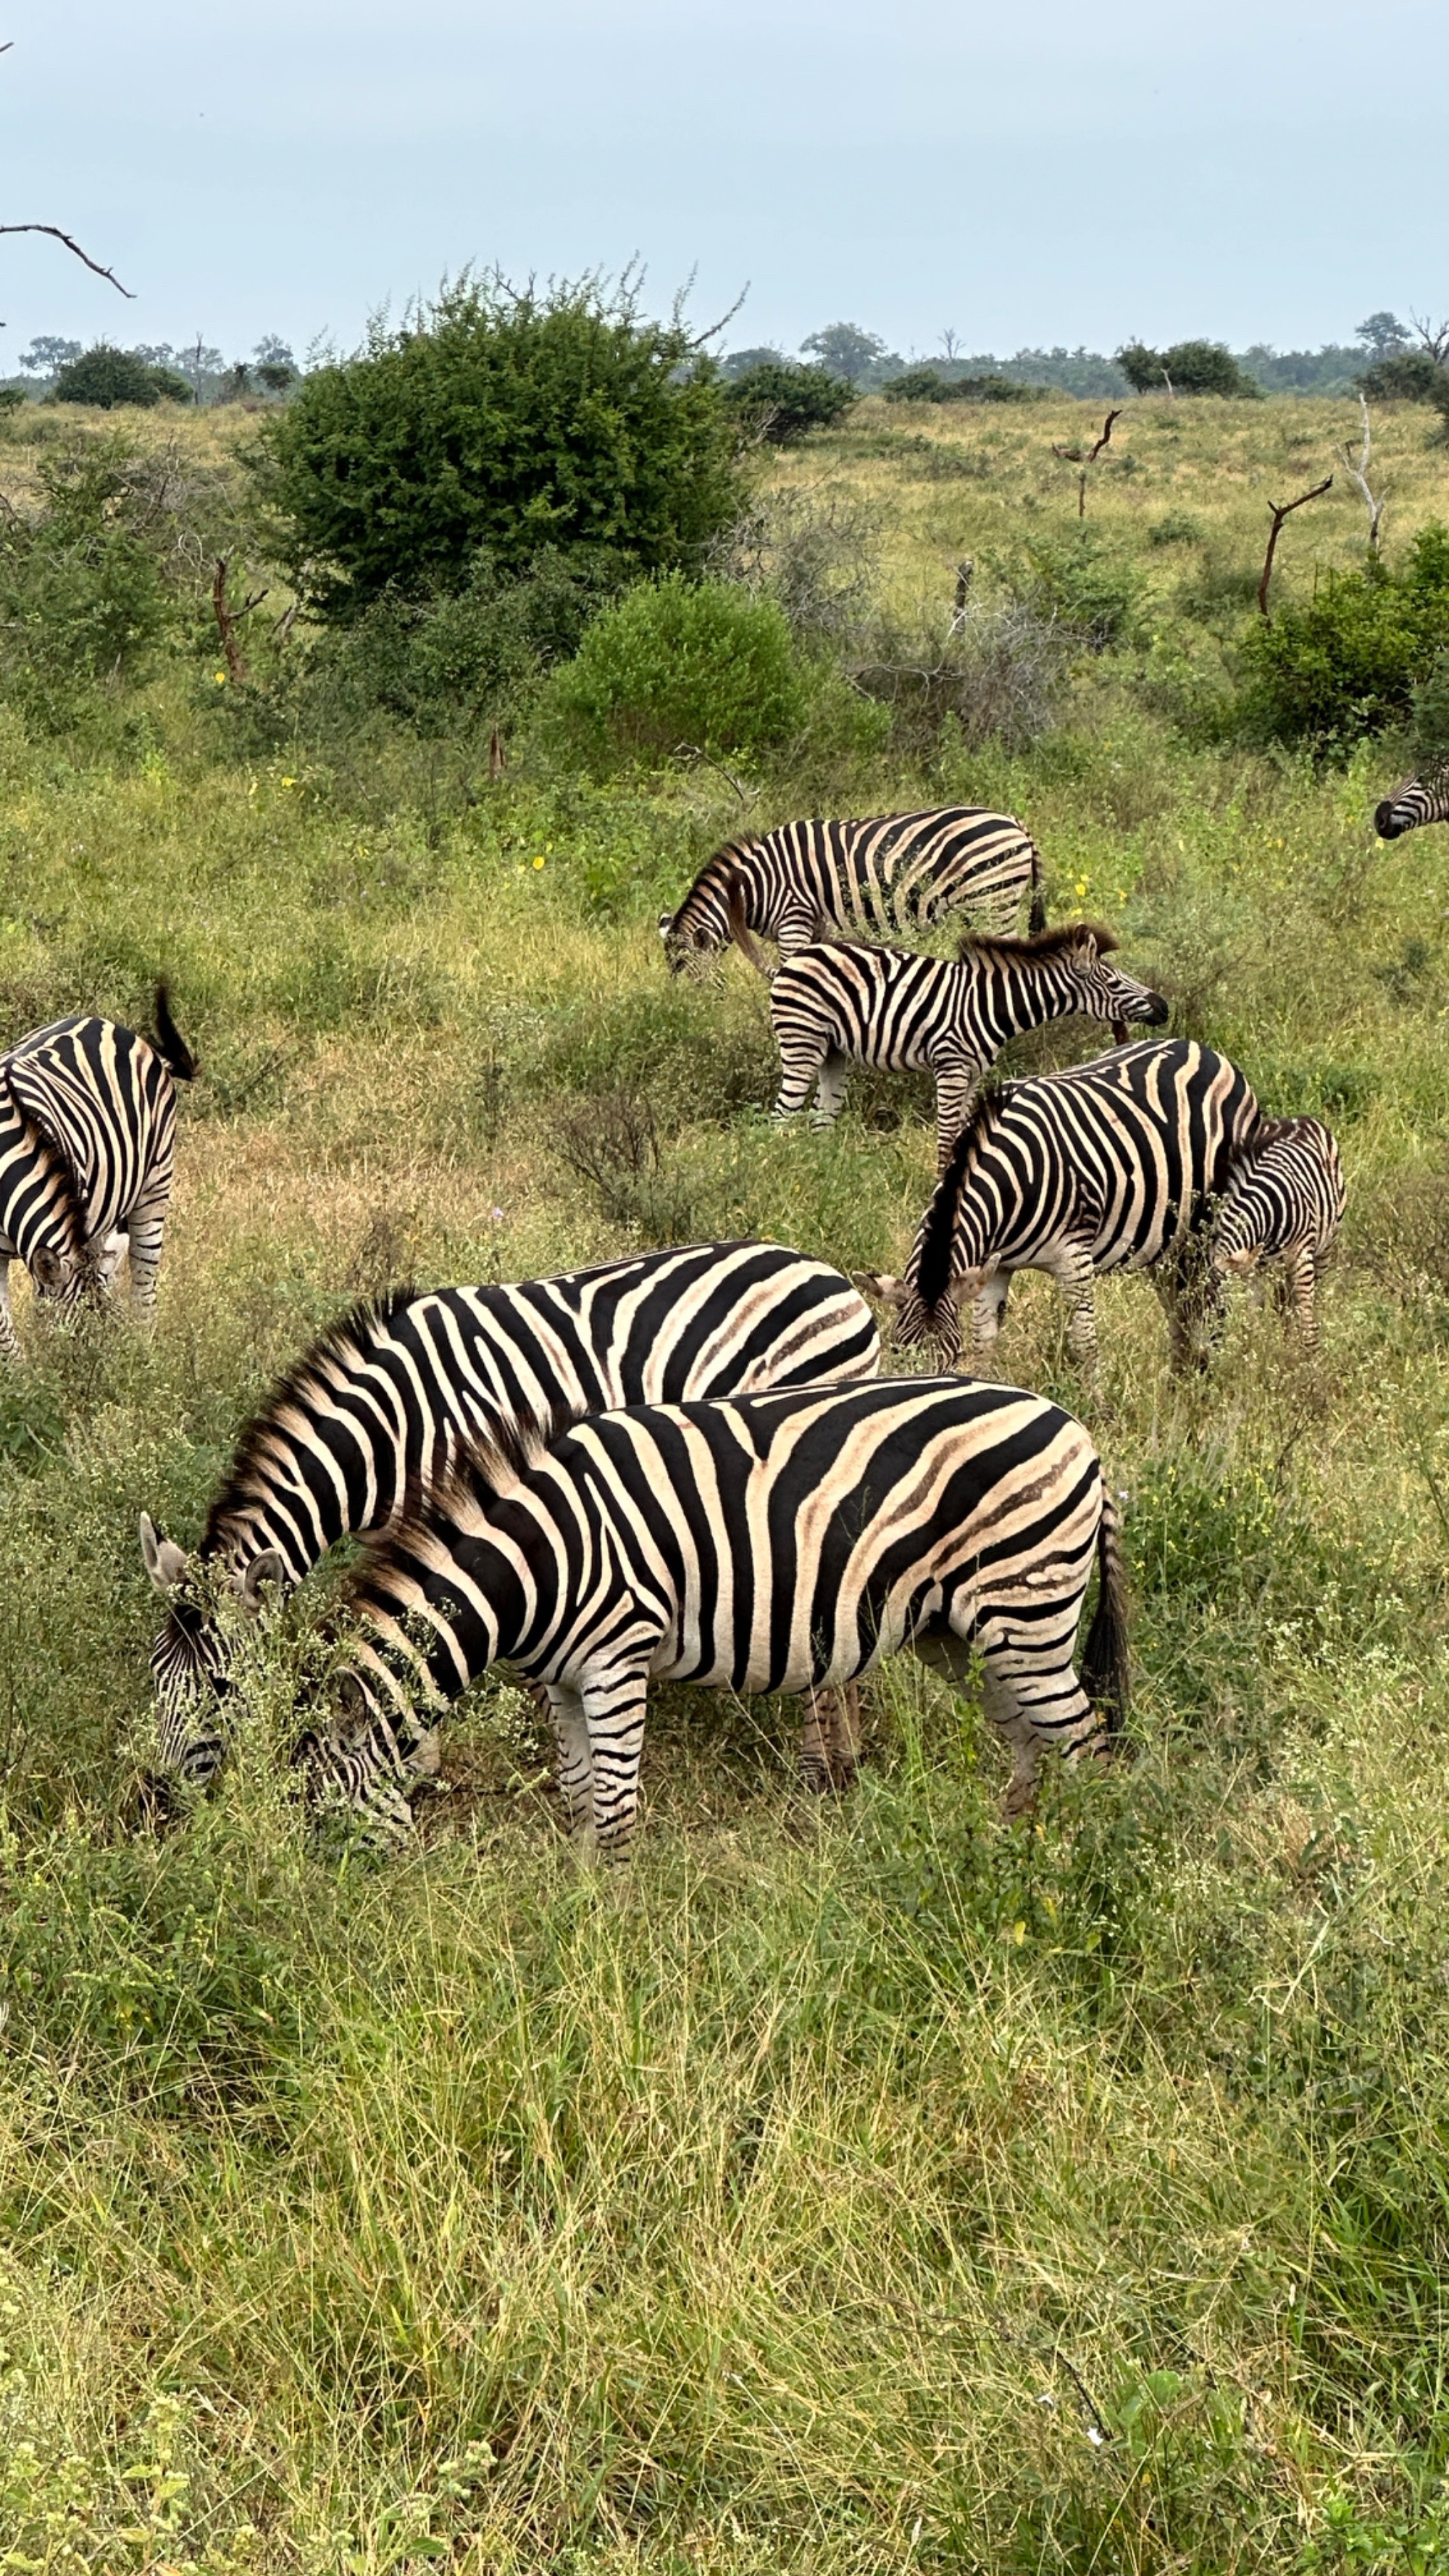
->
853, 1270, 907, 1309
237, 1549, 285, 1615
139, 1512, 191, 1596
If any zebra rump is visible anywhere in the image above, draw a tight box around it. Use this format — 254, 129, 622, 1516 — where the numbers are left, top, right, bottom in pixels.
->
1211, 1115, 1345, 1343
302, 1375, 1129, 1849
659, 805, 1047, 975
141, 1239, 881, 1786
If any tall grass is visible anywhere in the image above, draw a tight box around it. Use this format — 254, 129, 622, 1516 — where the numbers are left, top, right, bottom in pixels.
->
1, 397, 1449, 2568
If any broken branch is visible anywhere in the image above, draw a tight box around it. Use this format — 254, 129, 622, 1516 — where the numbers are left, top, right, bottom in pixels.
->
0, 222, 133, 296
1257, 477, 1333, 619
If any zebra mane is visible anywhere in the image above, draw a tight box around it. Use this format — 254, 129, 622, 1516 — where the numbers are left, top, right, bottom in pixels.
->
670, 838, 760, 932
201, 1288, 422, 1548
956, 917, 1119, 965
914, 1088, 1005, 1309
0, 1071, 90, 1251
440, 1401, 588, 1509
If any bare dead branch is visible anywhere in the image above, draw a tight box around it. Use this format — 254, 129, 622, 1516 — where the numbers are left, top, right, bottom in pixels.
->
488, 725, 506, 782
1053, 409, 1124, 514
1339, 392, 1388, 552
0, 222, 133, 296
1411, 309, 1449, 365
673, 741, 750, 803
1088, 407, 1123, 464
1257, 477, 1334, 619
212, 557, 252, 684
1161, 367, 1174, 399
686, 280, 750, 350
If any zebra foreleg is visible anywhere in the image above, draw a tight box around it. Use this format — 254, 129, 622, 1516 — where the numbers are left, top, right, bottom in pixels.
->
124, 1187, 170, 1322
542, 1682, 595, 1836
1042, 1245, 1099, 1372
932, 1058, 982, 1171
968, 1270, 1011, 1367
1276, 1246, 1319, 1345
578, 1668, 651, 1859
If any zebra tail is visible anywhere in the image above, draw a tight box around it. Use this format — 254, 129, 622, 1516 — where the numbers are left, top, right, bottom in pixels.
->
1027, 839, 1047, 936
151, 983, 197, 1083
1080, 1488, 1129, 1735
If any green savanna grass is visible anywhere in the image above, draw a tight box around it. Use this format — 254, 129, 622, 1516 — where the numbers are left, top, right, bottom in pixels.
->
2, 394, 1449, 2569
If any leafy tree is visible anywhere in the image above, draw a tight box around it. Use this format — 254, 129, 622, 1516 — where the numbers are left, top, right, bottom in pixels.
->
252, 274, 740, 622
725, 360, 855, 445
1356, 349, 1448, 404
720, 346, 785, 383
254, 338, 298, 396
51, 346, 173, 409
1235, 523, 1449, 756
1116, 339, 1262, 397
1356, 311, 1411, 360
800, 322, 888, 383
17, 335, 80, 378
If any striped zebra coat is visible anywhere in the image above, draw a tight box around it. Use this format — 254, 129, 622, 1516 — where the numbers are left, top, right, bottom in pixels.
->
300, 1376, 1129, 1851
1210, 1116, 1345, 1345
769, 922, 1169, 1168
0, 986, 195, 1360
140, 1240, 880, 1796
863, 1039, 1262, 1370
1374, 775, 1449, 839
659, 806, 1046, 978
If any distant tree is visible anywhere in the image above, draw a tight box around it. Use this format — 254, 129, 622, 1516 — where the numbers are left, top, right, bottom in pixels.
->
1356, 311, 1411, 360
254, 336, 298, 396
217, 362, 254, 403
253, 272, 740, 622
800, 322, 888, 383
51, 345, 164, 409
882, 366, 1043, 406
725, 359, 855, 445
1356, 349, 1448, 404
17, 334, 80, 378
719, 346, 786, 383
1117, 338, 1261, 398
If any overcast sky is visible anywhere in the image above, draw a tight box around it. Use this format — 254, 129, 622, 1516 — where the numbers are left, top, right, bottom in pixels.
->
2, 0, 1444, 367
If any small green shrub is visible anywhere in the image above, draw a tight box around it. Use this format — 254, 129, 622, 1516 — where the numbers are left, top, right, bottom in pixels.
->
50, 346, 188, 409
541, 573, 812, 769
1010, 528, 1140, 647
1410, 646, 1449, 774
1234, 522, 1449, 756
881, 366, 1044, 405
0, 435, 175, 723
724, 361, 856, 446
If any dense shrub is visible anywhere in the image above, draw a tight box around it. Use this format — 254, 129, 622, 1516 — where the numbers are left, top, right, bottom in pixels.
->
540, 573, 812, 769
881, 367, 1043, 405
1009, 528, 1140, 647
0, 436, 175, 722
1356, 351, 1449, 405
51, 346, 191, 409
1410, 646, 1449, 775
724, 361, 856, 446
1234, 522, 1449, 755
1117, 339, 1262, 398
251, 275, 740, 621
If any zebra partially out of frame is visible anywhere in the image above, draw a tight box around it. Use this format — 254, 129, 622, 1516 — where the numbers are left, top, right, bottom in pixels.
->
0, 986, 196, 1359
298, 1375, 1129, 1851
139, 1241, 881, 1799
659, 806, 1046, 978
769, 922, 1169, 1169
861, 1038, 1261, 1372
1210, 1117, 1345, 1346
1374, 775, 1449, 839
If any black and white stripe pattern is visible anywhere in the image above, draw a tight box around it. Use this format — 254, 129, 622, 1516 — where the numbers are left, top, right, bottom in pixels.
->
769, 922, 1169, 1167
140, 1241, 880, 1788
659, 806, 1046, 976
1374, 775, 1449, 839
301, 1376, 1129, 1851
0, 987, 194, 1359
1211, 1116, 1345, 1345
863, 1038, 1262, 1370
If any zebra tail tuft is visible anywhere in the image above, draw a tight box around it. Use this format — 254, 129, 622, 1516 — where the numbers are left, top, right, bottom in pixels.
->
151, 983, 197, 1083
1080, 1488, 1130, 1734
1027, 839, 1047, 935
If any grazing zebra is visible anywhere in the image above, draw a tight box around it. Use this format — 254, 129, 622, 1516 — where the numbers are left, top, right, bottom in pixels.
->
1210, 1117, 1345, 1346
1374, 775, 1449, 838
861, 1038, 1262, 1371
0, 985, 195, 1359
659, 806, 1046, 978
139, 1241, 881, 1798
298, 1375, 1129, 1851
769, 922, 1169, 1168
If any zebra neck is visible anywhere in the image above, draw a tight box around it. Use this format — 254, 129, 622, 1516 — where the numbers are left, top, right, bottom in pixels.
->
970, 959, 1078, 1047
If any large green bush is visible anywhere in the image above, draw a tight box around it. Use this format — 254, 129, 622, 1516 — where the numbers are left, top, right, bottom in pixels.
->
0, 437, 175, 724
1235, 523, 1449, 755
51, 346, 191, 409
724, 361, 855, 446
1117, 339, 1262, 398
881, 367, 1043, 405
542, 573, 813, 768
251, 275, 740, 621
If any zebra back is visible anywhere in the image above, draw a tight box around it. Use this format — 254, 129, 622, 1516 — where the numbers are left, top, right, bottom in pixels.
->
3, 1014, 178, 1248
662, 806, 1044, 966
1213, 1117, 1345, 1264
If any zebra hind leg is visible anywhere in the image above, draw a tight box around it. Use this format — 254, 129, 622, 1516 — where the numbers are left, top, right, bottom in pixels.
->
0, 1263, 20, 1363
810, 1051, 850, 1128
798, 1680, 861, 1793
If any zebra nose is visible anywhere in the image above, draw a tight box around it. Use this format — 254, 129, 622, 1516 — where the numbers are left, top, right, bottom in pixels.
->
1374, 801, 1404, 838
1144, 991, 1171, 1025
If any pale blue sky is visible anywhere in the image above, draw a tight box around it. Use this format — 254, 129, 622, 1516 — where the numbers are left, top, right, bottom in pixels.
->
2, 0, 1444, 366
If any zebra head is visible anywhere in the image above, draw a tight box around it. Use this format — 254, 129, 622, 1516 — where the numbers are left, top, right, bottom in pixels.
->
659, 861, 766, 978
1050, 925, 1169, 1037
139, 1514, 285, 1778
1374, 774, 1449, 839
852, 1269, 976, 1364
292, 1659, 424, 1848
658, 906, 722, 978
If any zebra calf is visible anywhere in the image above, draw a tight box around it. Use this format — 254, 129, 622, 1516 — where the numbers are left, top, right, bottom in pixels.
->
298, 1377, 1129, 1852
1210, 1117, 1345, 1346
769, 922, 1169, 1169
0, 986, 195, 1359
139, 1242, 880, 1801
860, 1038, 1261, 1372
659, 804, 1046, 978
1374, 775, 1449, 839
